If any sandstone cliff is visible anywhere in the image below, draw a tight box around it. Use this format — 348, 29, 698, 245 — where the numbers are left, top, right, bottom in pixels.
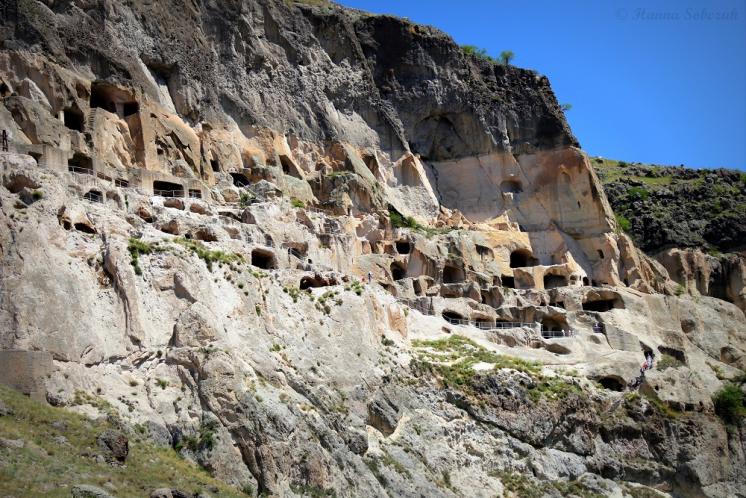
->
1, 1, 745, 497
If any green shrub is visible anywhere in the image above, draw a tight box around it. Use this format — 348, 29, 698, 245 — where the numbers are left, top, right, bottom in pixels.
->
128, 238, 164, 276
657, 353, 684, 370
461, 45, 493, 62
615, 214, 632, 233
175, 238, 243, 271
290, 198, 305, 208
627, 187, 649, 201
674, 283, 685, 296
499, 50, 515, 66
713, 383, 745, 424
239, 192, 254, 207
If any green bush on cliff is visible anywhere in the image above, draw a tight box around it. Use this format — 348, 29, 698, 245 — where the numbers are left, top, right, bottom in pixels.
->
713, 383, 746, 424
615, 214, 631, 233
461, 45, 494, 63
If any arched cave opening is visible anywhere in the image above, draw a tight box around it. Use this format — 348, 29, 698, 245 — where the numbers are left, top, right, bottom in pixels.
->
442, 310, 464, 325
510, 249, 538, 268
68, 153, 93, 174
501, 276, 515, 288
83, 190, 103, 203
395, 240, 411, 254
251, 248, 277, 270
391, 262, 407, 281
598, 376, 625, 392
500, 179, 523, 194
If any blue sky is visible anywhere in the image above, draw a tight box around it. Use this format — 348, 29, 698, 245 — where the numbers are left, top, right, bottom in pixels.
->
338, 0, 746, 170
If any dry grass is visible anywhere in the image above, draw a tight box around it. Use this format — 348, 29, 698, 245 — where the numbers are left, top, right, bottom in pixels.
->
0, 385, 245, 497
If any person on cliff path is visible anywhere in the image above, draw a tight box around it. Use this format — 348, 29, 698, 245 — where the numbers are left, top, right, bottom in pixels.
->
646, 352, 654, 370
367, 271, 372, 284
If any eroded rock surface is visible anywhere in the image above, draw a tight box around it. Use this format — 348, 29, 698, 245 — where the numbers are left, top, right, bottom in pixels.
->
0, 1, 744, 497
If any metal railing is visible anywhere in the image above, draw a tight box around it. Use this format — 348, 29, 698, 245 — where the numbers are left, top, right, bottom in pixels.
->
541, 329, 576, 339
153, 189, 185, 198
397, 298, 541, 333
83, 191, 103, 203
67, 165, 94, 175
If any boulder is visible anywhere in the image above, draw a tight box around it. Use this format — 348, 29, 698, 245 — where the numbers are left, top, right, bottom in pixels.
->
171, 302, 221, 347
96, 430, 129, 463
71, 485, 115, 498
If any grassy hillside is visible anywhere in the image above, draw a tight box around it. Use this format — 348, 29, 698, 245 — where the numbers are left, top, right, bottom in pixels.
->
593, 158, 746, 254
0, 386, 245, 498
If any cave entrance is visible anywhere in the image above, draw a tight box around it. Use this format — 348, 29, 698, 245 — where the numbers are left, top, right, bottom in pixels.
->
300, 276, 325, 290
541, 317, 568, 335
63, 106, 85, 132
280, 155, 302, 179
230, 172, 250, 188
502, 276, 515, 288
395, 240, 411, 254
510, 249, 538, 268
68, 153, 93, 175
442, 310, 464, 325
598, 376, 625, 392
391, 262, 407, 281
500, 179, 523, 194
443, 264, 465, 283
544, 274, 568, 289
476, 245, 493, 260
251, 248, 277, 270
210, 159, 220, 172
83, 190, 103, 203
582, 298, 622, 312
153, 180, 184, 198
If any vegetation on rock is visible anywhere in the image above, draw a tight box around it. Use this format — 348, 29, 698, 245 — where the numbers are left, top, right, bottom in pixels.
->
0, 385, 244, 497
595, 158, 746, 253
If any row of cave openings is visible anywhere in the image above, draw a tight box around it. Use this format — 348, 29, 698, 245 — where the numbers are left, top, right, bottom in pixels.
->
390, 247, 605, 291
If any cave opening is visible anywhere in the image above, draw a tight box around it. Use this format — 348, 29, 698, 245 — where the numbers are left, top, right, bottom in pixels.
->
510, 249, 538, 268
391, 262, 407, 281
543, 274, 568, 289
500, 179, 523, 194
442, 310, 464, 325
251, 248, 277, 270
153, 180, 184, 198
582, 298, 623, 312
443, 264, 465, 283
230, 172, 250, 188
83, 190, 103, 203
502, 276, 515, 288
395, 240, 411, 254
68, 153, 93, 174
63, 106, 85, 132
598, 376, 625, 392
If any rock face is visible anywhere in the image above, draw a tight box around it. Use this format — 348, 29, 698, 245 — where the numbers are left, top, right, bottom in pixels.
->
0, 1, 745, 497
595, 159, 746, 311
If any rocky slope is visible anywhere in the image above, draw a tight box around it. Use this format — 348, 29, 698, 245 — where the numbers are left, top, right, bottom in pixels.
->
1, 1, 745, 497
595, 158, 746, 311
594, 159, 745, 253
